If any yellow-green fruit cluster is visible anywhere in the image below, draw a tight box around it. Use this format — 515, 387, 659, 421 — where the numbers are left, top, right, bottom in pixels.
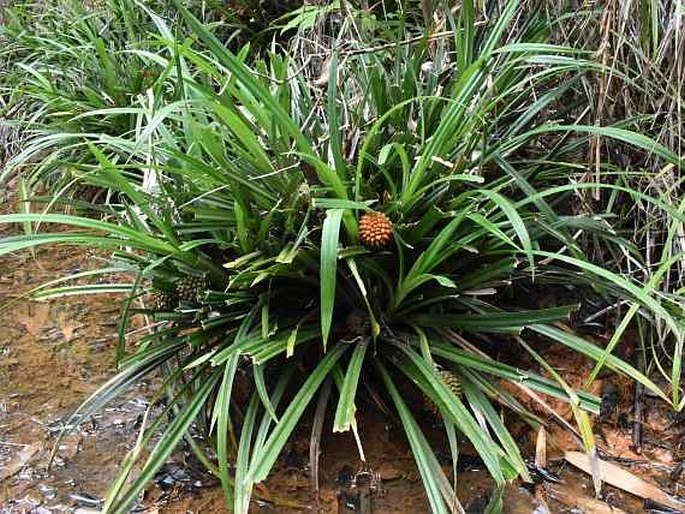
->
359, 212, 393, 248
149, 290, 177, 311
176, 275, 206, 304
438, 370, 462, 397
425, 370, 462, 415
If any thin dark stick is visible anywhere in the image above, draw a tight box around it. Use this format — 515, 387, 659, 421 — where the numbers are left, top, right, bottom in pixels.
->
310, 377, 332, 493
632, 348, 645, 453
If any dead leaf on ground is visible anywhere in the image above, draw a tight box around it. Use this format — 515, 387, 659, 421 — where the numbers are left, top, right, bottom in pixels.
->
545, 482, 628, 513
565, 451, 685, 512
0, 441, 42, 482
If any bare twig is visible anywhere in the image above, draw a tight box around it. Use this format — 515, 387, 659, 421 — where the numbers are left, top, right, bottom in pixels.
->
309, 377, 332, 493
631, 348, 645, 454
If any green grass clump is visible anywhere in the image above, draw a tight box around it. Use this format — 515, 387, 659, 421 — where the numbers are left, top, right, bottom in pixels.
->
1, 1, 684, 512
549, 0, 685, 402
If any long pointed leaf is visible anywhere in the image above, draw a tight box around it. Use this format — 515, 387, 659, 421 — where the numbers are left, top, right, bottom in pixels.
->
320, 209, 344, 348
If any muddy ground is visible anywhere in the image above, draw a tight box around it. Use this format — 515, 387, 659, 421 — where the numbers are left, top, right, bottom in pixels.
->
2, 222, 685, 513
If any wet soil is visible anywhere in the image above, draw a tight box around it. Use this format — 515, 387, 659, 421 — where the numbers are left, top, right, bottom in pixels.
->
0, 237, 156, 512
2, 222, 685, 513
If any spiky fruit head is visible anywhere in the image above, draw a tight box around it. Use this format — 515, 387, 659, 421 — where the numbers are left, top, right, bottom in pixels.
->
424, 370, 462, 415
176, 275, 206, 304
359, 212, 393, 248
149, 289, 177, 311
438, 370, 462, 397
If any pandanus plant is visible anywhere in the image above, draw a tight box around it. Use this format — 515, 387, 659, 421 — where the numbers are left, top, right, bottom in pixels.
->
1, 1, 683, 512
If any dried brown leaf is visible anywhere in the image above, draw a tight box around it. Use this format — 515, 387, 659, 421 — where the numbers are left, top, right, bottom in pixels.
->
0, 441, 41, 482
313, 57, 331, 88
535, 426, 547, 468
545, 482, 628, 514
564, 451, 685, 512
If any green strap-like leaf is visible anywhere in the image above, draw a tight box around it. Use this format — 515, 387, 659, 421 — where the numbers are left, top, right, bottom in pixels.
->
477, 188, 534, 273
215, 353, 241, 505
233, 393, 261, 514
333, 340, 369, 432
529, 324, 670, 404
237, 370, 293, 513
461, 379, 530, 481
428, 338, 600, 413
246, 343, 348, 483
109, 371, 221, 513
253, 363, 279, 423
394, 344, 505, 484
413, 305, 577, 334
320, 208, 344, 349
375, 359, 455, 514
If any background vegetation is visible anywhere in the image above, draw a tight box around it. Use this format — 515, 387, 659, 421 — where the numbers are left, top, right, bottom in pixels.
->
0, 0, 683, 512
